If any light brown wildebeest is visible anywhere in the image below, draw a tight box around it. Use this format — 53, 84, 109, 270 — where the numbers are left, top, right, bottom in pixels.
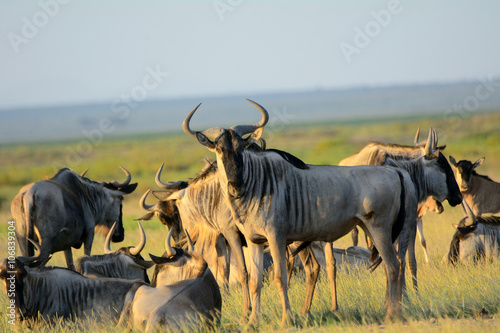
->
449, 156, 500, 217
118, 229, 222, 332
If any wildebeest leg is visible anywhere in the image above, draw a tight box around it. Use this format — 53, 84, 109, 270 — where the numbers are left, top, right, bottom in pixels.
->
215, 235, 230, 289
297, 245, 320, 315
407, 219, 418, 292
351, 227, 359, 246
267, 234, 293, 328
416, 217, 429, 263
324, 241, 338, 311
286, 245, 295, 285
246, 242, 264, 328
63, 248, 76, 270
223, 230, 251, 320
366, 225, 401, 320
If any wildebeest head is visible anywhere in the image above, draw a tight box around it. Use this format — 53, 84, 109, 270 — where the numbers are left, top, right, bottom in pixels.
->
137, 166, 187, 246
94, 167, 138, 242
449, 156, 485, 192
183, 99, 268, 198
150, 228, 207, 287
78, 222, 153, 282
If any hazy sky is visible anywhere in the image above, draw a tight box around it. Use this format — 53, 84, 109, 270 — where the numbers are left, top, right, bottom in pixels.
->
1, 1, 499, 110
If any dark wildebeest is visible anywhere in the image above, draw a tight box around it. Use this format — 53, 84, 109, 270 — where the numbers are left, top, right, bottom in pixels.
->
0, 240, 145, 324
182, 99, 418, 326
77, 221, 153, 282
449, 156, 500, 216
11, 167, 137, 270
448, 200, 500, 264
118, 228, 222, 332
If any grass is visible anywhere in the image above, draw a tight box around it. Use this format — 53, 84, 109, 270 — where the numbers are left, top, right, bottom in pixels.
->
0, 110, 500, 331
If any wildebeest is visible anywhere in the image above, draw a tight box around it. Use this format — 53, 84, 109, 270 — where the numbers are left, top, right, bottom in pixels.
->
183, 100, 418, 326
11, 167, 137, 270
118, 228, 222, 332
139, 161, 251, 319
449, 156, 500, 216
0, 240, 145, 323
77, 221, 153, 282
448, 200, 500, 264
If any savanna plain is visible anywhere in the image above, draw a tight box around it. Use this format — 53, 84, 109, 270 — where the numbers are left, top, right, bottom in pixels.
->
0, 111, 499, 332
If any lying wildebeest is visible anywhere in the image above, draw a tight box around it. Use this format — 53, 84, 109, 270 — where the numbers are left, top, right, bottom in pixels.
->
448, 200, 500, 264
11, 167, 137, 270
118, 228, 222, 332
77, 221, 153, 282
449, 156, 500, 216
183, 100, 419, 326
0, 240, 145, 324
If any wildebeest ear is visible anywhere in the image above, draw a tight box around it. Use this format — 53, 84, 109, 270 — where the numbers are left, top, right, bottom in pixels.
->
136, 212, 155, 221
196, 132, 215, 150
452, 223, 458, 229
152, 190, 175, 201
437, 145, 446, 151
449, 156, 458, 167
473, 157, 485, 169
120, 183, 138, 194
133, 257, 155, 269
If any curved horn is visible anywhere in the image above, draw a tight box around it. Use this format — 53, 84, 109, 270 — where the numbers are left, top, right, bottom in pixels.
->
17, 239, 42, 264
462, 200, 477, 226
80, 168, 89, 177
183, 103, 202, 138
104, 222, 117, 254
155, 163, 185, 190
140, 189, 155, 211
129, 221, 146, 256
424, 128, 434, 155
164, 228, 176, 257
110, 166, 131, 188
413, 127, 420, 145
232, 99, 270, 137
185, 229, 194, 252
432, 128, 439, 149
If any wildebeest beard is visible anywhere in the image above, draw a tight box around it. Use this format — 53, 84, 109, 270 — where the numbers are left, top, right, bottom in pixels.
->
434, 152, 462, 206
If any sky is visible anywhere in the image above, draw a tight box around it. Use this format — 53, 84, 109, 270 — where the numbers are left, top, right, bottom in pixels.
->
1, 1, 499, 110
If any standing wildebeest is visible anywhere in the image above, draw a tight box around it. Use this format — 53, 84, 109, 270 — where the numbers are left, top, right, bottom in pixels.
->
448, 200, 500, 264
77, 221, 153, 282
339, 128, 447, 255
118, 228, 222, 332
183, 100, 418, 326
11, 167, 137, 270
449, 156, 500, 216
0, 240, 145, 324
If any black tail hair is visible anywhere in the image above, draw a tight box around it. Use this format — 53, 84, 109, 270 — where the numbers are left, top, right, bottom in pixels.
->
370, 169, 407, 272
290, 241, 312, 257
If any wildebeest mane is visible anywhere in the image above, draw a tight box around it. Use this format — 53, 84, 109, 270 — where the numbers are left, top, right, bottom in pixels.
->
383, 154, 427, 202
472, 170, 494, 182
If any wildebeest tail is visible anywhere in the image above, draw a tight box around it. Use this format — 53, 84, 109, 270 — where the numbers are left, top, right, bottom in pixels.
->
22, 193, 36, 257
370, 169, 407, 272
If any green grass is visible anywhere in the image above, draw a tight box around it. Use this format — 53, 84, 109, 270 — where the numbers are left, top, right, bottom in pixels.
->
1, 110, 500, 332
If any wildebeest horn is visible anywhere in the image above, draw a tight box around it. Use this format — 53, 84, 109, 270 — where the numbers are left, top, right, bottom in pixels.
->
140, 189, 155, 211
155, 163, 185, 190
104, 222, 117, 254
164, 228, 176, 258
110, 166, 131, 188
461, 200, 477, 226
185, 229, 195, 252
129, 221, 146, 256
424, 128, 435, 155
232, 99, 270, 137
182, 103, 202, 138
17, 238, 42, 264
413, 127, 420, 145
80, 168, 89, 177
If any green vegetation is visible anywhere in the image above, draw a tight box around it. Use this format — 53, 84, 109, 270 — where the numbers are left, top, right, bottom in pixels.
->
0, 111, 499, 332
